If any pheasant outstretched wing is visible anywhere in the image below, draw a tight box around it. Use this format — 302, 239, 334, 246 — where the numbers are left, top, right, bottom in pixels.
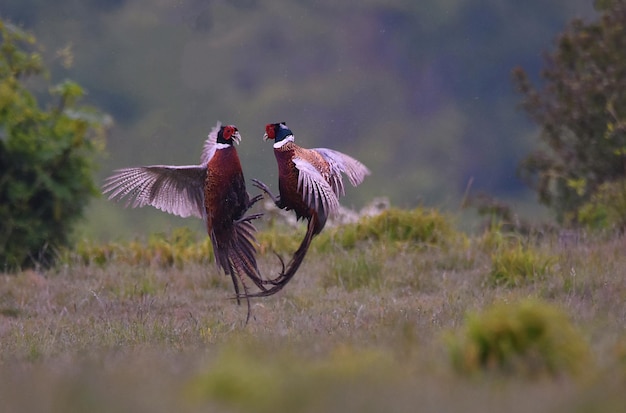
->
313, 148, 370, 197
102, 165, 207, 218
292, 157, 340, 216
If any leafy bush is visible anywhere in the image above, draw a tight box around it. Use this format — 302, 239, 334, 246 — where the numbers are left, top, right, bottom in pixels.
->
449, 299, 590, 377
0, 20, 108, 270
513, 1, 626, 224
577, 179, 626, 230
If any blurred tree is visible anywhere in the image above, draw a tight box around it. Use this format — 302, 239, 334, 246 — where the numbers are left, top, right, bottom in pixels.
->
513, 0, 626, 225
0, 19, 109, 270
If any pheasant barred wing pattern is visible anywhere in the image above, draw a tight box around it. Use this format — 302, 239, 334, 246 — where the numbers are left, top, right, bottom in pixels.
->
313, 148, 370, 197
293, 157, 340, 216
102, 165, 207, 218
200, 121, 221, 165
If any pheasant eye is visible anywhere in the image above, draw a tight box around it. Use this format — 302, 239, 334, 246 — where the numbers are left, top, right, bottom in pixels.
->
265, 124, 276, 139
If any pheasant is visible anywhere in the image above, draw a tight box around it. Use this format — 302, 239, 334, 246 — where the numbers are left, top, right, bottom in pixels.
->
249, 122, 370, 297
102, 122, 265, 322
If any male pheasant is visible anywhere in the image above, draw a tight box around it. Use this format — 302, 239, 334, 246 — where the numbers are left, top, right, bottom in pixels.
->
103, 122, 264, 322
250, 122, 370, 297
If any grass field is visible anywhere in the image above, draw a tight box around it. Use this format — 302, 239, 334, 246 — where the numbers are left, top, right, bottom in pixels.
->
1, 208, 625, 413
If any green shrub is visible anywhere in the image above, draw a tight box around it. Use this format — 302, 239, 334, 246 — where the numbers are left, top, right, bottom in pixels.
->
357, 207, 454, 244
0, 20, 108, 270
513, 2, 626, 223
577, 179, 626, 231
186, 343, 392, 413
66, 227, 213, 268
488, 242, 554, 287
319, 207, 456, 250
449, 299, 590, 377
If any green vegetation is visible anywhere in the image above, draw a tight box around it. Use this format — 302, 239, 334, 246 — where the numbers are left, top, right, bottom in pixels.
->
0, 19, 108, 270
449, 299, 590, 377
339, 207, 454, 247
577, 179, 626, 230
488, 242, 555, 287
514, 0, 626, 225
67, 207, 455, 268
314, 207, 456, 253
66, 227, 214, 268
1, 212, 626, 412
186, 344, 393, 413
323, 249, 384, 291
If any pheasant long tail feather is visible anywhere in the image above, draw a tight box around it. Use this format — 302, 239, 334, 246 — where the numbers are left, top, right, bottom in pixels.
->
223, 215, 267, 291
242, 214, 317, 298
223, 261, 253, 324
230, 218, 267, 291
212, 213, 267, 323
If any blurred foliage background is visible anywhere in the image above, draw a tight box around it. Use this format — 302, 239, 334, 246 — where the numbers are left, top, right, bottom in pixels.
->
0, 0, 596, 240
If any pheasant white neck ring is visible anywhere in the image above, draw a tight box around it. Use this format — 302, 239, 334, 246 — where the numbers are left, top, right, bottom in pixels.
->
274, 134, 294, 149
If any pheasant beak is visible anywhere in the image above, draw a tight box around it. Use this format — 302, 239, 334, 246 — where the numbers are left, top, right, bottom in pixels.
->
263, 132, 270, 141
232, 131, 242, 145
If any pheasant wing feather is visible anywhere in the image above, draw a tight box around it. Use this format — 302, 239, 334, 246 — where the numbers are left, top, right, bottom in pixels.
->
313, 148, 370, 196
293, 157, 339, 216
200, 121, 221, 165
102, 165, 207, 219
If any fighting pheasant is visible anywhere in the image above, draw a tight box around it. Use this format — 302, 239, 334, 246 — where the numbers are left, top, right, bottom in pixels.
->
102, 122, 265, 322
250, 122, 370, 297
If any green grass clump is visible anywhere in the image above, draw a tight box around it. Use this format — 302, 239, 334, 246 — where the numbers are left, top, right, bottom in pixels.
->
318, 207, 456, 250
256, 224, 304, 255
64, 228, 214, 268
489, 243, 555, 287
185, 343, 393, 413
354, 207, 454, 244
322, 249, 384, 291
449, 299, 590, 378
